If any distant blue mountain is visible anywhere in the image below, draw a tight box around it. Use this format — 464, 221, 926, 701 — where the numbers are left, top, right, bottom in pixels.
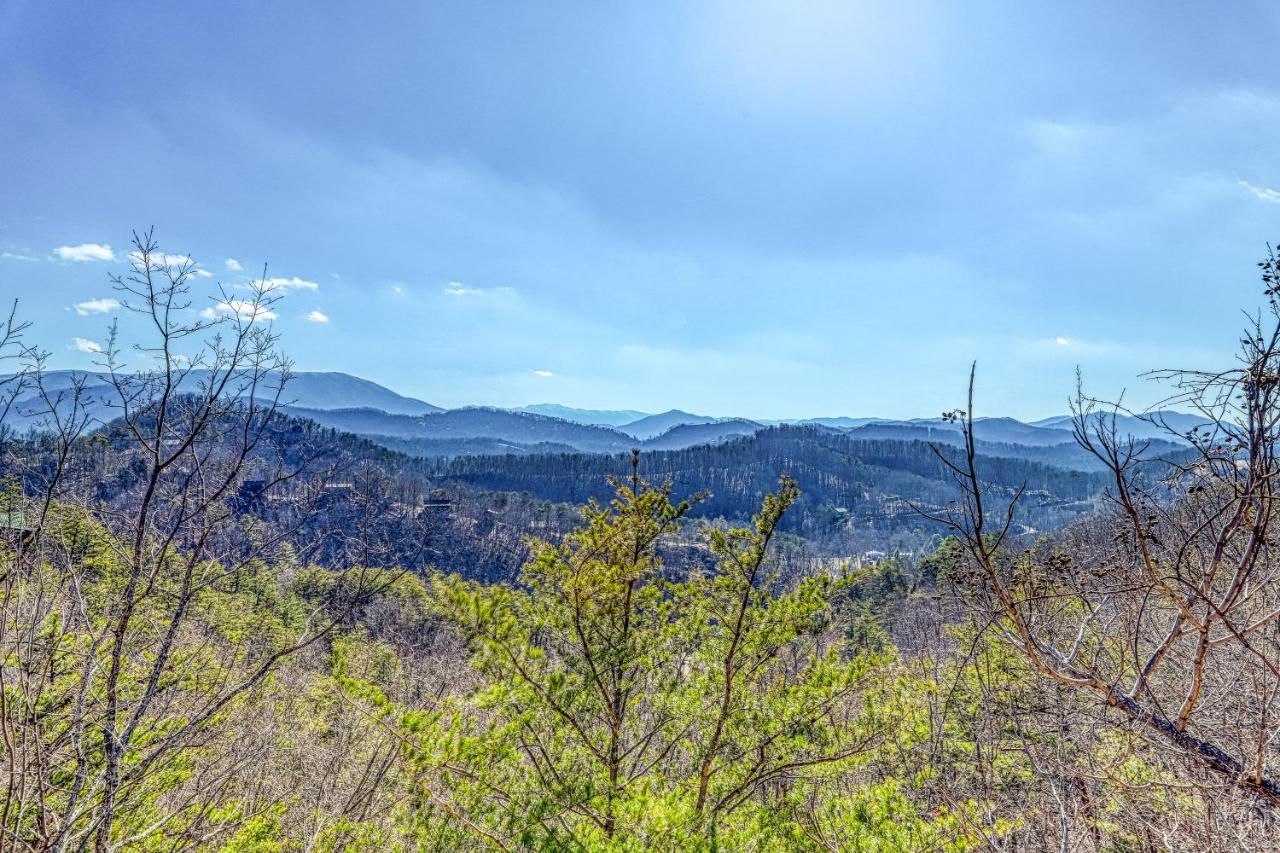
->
791, 416, 884, 429
283, 406, 636, 454
2, 370, 440, 431
278, 406, 767, 456
9, 368, 1211, 457
1030, 410, 1208, 442
642, 419, 762, 450
619, 410, 720, 440
520, 404, 649, 427
279, 372, 440, 414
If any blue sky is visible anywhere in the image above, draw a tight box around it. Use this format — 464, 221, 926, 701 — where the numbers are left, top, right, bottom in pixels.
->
2, 1, 1279, 419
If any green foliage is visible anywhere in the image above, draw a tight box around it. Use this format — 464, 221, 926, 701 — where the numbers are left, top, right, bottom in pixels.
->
375, 468, 958, 849
917, 536, 968, 586
217, 807, 289, 853
2, 479, 1222, 850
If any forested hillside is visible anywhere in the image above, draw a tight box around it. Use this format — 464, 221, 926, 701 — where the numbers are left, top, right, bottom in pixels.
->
2, 404, 1137, 581
426, 425, 1153, 551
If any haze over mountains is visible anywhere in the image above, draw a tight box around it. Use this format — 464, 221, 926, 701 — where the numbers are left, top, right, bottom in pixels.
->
8, 370, 1204, 462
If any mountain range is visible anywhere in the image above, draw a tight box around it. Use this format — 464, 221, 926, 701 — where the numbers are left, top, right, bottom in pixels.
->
0, 369, 1206, 571
6, 370, 1207, 459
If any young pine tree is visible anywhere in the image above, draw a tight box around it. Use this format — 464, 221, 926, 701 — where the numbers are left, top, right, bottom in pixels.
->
392, 456, 897, 850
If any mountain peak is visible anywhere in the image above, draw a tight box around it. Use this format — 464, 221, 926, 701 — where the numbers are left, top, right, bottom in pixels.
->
619, 410, 720, 440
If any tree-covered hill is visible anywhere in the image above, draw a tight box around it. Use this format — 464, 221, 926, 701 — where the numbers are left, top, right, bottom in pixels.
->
5, 408, 1158, 579
424, 424, 1143, 550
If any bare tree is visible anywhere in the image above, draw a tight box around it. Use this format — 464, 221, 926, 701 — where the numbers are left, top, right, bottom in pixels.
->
0, 232, 411, 851
926, 246, 1280, 829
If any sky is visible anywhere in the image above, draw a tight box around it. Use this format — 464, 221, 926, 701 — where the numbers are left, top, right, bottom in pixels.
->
2, 1, 1280, 420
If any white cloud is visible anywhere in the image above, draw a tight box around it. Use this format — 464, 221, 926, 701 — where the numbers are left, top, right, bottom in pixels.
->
532, 369, 553, 378
1023, 335, 1113, 356
261, 276, 319, 292
444, 282, 483, 296
443, 282, 517, 299
1239, 180, 1280, 204
200, 300, 278, 322
306, 309, 329, 323
74, 297, 122, 316
1, 251, 38, 262
225, 258, 243, 272
113, 250, 216, 280
153, 252, 191, 266
386, 283, 404, 295
126, 251, 216, 280
55, 243, 115, 262
71, 337, 103, 354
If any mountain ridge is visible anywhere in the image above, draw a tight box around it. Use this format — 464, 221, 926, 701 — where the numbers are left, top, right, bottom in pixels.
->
4, 369, 441, 422
520, 403, 649, 426
12, 370, 1209, 454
